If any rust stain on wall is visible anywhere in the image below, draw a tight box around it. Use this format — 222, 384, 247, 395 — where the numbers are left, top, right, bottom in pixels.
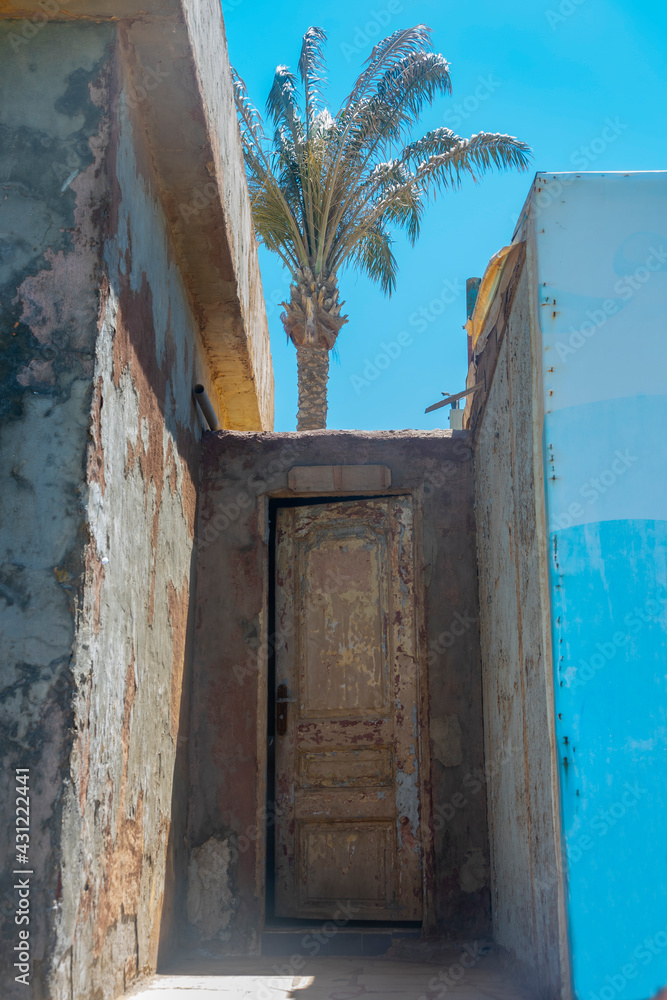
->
168, 578, 189, 742
113, 275, 173, 623
77, 730, 92, 817
85, 368, 108, 635
111, 269, 197, 544
92, 654, 144, 959
89, 375, 107, 497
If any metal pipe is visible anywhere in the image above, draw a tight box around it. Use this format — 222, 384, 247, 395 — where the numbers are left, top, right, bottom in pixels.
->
193, 384, 221, 432
425, 383, 480, 414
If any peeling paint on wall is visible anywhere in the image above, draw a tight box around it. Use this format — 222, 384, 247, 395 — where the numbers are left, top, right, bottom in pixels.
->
0, 18, 256, 998
0, 24, 115, 999
472, 261, 564, 995
56, 64, 207, 999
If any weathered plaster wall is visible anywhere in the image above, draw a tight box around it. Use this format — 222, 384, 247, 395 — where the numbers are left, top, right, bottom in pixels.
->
0, 13, 272, 997
190, 431, 488, 953
49, 43, 211, 1000
472, 263, 566, 997
0, 23, 116, 997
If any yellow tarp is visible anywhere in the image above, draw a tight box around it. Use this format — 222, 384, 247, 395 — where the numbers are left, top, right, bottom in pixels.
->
465, 244, 516, 349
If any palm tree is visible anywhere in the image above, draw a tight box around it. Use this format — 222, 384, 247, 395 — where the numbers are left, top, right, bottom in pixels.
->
232, 25, 530, 430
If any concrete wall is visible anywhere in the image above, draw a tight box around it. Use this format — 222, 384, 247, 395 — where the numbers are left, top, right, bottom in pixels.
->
54, 40, 209, 1000
0, 7, 273, 998
0, 23, 118, 997
471, 260, 567, 998
190, 431, 489, 952
470, 171, 667, 1000
524, 173, 667, 1000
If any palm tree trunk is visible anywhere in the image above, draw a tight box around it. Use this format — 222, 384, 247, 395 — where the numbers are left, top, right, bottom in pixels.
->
296, 345, 329, 430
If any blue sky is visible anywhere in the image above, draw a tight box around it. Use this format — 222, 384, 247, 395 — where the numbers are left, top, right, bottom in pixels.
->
223, 0, 667, 431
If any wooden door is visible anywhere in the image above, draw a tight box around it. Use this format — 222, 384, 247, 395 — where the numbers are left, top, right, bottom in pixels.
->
274, 497, 423, 921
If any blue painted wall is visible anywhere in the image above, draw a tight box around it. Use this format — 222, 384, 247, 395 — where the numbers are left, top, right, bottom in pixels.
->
532, 173, 667, 999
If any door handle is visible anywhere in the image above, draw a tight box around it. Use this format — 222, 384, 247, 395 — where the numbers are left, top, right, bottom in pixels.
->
276, 683, 291, 736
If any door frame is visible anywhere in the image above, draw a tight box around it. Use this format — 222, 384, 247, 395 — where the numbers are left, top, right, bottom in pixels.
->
259, 487, 436, 933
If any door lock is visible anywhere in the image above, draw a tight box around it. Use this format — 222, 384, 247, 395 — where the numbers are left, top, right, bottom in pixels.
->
276, 684, 295, 736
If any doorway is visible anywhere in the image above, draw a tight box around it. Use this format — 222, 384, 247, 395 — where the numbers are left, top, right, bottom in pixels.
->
266, 495, 424, 925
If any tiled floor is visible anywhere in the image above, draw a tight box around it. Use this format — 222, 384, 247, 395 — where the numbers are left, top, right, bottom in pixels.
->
124, 950, 531, 1000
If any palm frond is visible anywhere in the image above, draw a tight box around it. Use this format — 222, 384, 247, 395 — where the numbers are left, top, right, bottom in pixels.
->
336, 51, 450, 166
328, 166, 422, 267
231, 68, 266, 159
348, 224, 398, 295
375, 51, 451, 124
317, 52, 451, 253
266, 65, 304, 149
415, 132, 532, 193
275, 130, 304, 209
233, 24, 532, 314
310, 109, 336, 141
299, 26, 327, 134
346, 25, 433, 106
376, 184, 424, 245
361, 160, 423, 243
251, 180, 303, 270
401, 126, 459, 163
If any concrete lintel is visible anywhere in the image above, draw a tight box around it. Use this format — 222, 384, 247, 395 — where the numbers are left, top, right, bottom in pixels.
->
1, 0, 275, 432
287, 464, 392, 493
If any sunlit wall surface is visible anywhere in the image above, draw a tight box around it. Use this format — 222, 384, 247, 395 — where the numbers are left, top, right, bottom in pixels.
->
529, 172, 667, 1000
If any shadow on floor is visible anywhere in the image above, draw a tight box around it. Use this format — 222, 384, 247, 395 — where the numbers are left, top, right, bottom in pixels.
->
125, 944, 533, 1000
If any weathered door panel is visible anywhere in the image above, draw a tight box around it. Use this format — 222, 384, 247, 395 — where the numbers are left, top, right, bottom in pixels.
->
275, 497, 422, 921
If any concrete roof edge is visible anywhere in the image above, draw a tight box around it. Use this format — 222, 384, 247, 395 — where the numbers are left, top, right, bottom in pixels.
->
0, 1, 182, 18
176, 0, 274, 431
204, 429, 467, 440
2, 0, 275, 433
512, 170, 667, 242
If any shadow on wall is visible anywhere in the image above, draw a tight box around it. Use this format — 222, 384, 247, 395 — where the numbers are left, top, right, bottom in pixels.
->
157, 542, 198, 964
